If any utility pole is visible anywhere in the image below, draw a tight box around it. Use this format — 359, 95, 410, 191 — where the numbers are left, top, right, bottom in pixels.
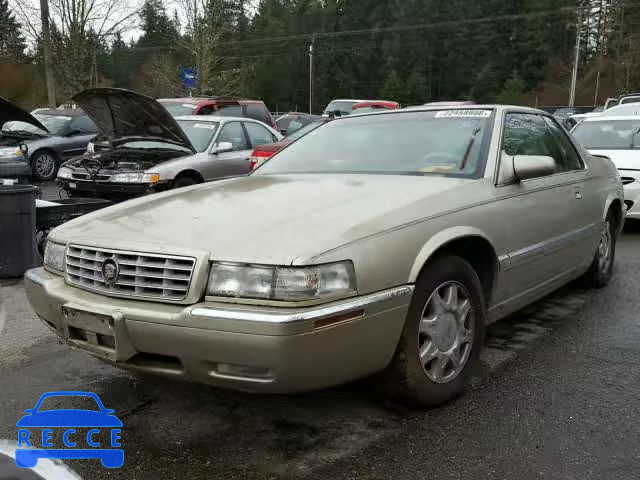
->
569, 5, 583, 107
39, 0, 56, 108
308, 36, 315, 114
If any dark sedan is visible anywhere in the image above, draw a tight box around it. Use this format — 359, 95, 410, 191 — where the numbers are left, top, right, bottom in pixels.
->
0, 98, 99, 181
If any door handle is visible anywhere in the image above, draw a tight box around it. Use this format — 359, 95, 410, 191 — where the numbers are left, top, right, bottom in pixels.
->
574, 187, 583, 199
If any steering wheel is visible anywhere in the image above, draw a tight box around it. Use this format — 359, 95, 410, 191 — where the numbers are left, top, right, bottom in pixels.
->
417, 152, 461, 168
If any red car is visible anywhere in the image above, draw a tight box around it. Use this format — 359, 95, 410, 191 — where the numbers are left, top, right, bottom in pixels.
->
157, 97, 275, 128
249, 119, 328, 170
351, 101, 400, 113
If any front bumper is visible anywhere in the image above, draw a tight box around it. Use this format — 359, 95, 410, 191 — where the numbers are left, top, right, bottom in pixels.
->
0, 160, 31, 180
56, 179, 168, 198
621, 173, 640, 219
25, 268, 412, 393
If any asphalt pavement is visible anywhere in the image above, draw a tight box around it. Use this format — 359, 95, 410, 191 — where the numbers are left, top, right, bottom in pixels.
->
0, 216, 639, 479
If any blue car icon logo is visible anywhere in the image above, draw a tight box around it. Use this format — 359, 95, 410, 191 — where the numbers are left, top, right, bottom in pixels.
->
16, 391, 123, 468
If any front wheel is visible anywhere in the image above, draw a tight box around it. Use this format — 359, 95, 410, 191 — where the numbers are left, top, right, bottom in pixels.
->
383, 256, 485, 407
581, 211, 617, 288
30, 150, 58, 181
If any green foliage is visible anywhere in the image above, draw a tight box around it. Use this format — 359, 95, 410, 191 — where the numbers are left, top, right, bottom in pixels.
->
380, 70, 404, 102
404, 67, 427, 105
496, 70, 527, 105
470, 64, 499, 104
0, 0, 26, 61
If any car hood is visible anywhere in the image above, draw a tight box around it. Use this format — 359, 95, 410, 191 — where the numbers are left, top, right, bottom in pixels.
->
51, 174, 476, 265
72, 88, 195, 153
0, 96, 48, 131
588, 149, 640, 170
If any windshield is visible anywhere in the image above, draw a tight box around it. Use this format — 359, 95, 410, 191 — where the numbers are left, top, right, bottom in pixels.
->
323, 101, 359, 116
604, 104, 640, 116
573, 120, 640, 150
285, 121, 323, 141
160, 102, 198, 117
256, 110, 491, 177
3, 114, 71, 135
117, 140, 192, 151
177, 120, 219, 152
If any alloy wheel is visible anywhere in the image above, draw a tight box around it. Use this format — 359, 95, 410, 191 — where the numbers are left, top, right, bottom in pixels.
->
35, 153, 56, 179
598, 220, 613, 274
418, 281, 474, 384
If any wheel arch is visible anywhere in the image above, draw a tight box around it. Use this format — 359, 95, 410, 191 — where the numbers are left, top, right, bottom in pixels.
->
409, 227, 499, 305
604, 195, 623, 233
174, 169, 205, 184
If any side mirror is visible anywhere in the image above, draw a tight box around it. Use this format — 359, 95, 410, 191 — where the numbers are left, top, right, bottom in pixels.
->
213, 141, 233, 154
513, 155, 556, 181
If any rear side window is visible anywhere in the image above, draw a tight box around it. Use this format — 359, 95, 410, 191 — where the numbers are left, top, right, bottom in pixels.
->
216, 105, 244, 117
246, 103, 273, 126
244, 122, 277, 147
69, 115, 98, 134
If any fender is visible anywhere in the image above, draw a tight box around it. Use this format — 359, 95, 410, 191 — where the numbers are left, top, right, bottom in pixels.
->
603, 190, 624, 231
408, 226, 497, 283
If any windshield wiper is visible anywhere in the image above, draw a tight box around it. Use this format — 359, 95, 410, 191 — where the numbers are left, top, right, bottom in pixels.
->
1, 129, 45, 138
459, 127, 482, 170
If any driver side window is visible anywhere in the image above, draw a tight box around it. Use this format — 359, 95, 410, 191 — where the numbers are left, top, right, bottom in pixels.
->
502, 113, 565, 178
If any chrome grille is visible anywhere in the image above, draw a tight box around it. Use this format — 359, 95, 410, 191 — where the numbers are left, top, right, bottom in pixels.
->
621, 176, 635, 185
65, 245, 196, 301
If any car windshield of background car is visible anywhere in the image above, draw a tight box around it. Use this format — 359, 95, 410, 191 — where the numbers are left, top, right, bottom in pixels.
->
3, 114, 71, 136
323, 101, 359, 116
255, 110, 491, 177
177, 120, 220, 152
159, 102, 198, 117
572, 120, 640, 150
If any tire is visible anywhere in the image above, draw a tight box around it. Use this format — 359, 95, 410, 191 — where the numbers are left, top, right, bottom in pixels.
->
173, 176, 198, 189
383, 256, 486, 407
581, 210, 617, 288
30, 150, 58, 181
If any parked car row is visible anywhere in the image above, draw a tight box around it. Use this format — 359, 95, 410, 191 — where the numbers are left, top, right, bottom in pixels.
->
24, 102, 624, 408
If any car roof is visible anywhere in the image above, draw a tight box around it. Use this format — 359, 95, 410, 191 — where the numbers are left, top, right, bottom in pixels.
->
582, 115, 640, 122
158, 97, 264, 105
175, 115, 259, 123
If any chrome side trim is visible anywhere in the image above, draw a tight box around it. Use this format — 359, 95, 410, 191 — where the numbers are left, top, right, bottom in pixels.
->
506, 222, 603, 270
25, 267, 59, 287
190, 286, 414, 324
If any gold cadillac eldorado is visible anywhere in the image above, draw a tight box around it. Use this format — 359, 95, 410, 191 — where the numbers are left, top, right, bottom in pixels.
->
25, 105, 624, 407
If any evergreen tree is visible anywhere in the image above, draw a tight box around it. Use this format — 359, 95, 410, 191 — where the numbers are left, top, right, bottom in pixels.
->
469, 63, 499, 103
496, 70, 526, 105
380, 70, 404, 102
404, 67, 427, 105
0, 0, 27, 61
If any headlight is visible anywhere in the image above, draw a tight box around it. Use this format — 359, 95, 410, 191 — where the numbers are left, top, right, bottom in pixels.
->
57, 167, 72, 179
0, 147, 22, 158
206, 261, 356, 301
109, 173, 160, 184
43, 241, 66, 272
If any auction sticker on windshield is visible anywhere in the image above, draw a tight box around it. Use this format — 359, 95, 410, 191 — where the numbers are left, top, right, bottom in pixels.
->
435, 110, 491, 118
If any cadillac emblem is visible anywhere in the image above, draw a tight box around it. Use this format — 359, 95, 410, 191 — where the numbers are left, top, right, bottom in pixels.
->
101, 258, 120, 287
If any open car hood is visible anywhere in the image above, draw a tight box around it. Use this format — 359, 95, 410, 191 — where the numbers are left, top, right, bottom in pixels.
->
72, 88, 196, 153
0, 96, 49, 132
